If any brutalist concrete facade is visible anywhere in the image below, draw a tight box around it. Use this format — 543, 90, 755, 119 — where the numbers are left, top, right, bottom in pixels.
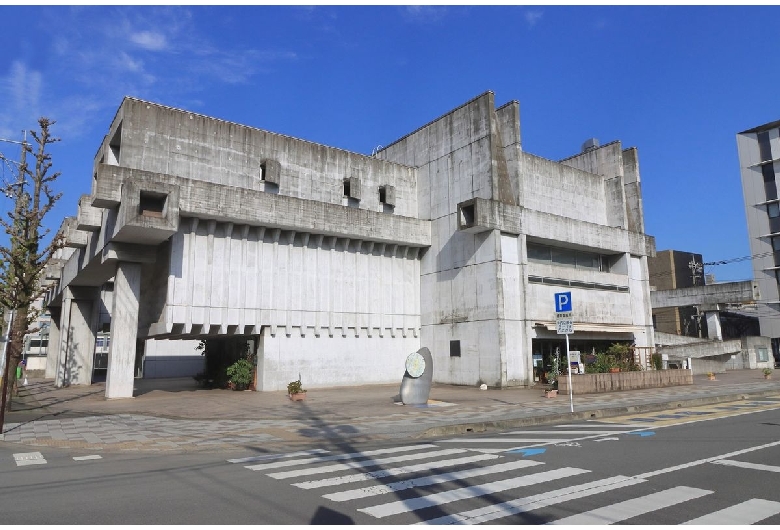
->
44, 92, 656, 398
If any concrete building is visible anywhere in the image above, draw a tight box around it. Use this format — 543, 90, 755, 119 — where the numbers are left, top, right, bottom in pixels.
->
737, 120, 780, 363
648, 250, 705, 337
43, 92, 656, 398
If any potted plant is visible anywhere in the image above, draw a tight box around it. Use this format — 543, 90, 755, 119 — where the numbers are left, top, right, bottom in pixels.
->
226, 358, 254, 391
287, 378, 307, 401
707, 371, 716, 381
764, 368, 772, 380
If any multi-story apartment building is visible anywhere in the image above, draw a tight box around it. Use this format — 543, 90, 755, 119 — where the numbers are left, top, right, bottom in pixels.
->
737, 120, 780, 361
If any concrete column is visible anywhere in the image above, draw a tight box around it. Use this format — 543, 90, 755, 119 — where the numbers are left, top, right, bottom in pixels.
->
54, 289, 98, 387
44, 306, 62, 380
106, 262, 141, 399
705, 311, 723, 340
54, 290, 73, 387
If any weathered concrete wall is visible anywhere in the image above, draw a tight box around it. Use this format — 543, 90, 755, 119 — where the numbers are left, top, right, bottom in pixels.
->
521, 153, 608, 226
377, 92, 515, 387
559, 369, 692, 394
259, 329, 420, 391
159, 220, 422, 340
96, 98, 419, 218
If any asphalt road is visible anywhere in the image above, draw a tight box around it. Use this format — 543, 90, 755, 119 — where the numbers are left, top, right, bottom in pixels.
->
2, 398, 780, 524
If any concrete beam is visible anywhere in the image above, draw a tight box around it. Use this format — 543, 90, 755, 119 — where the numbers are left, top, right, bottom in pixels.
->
651, 280, 760, 309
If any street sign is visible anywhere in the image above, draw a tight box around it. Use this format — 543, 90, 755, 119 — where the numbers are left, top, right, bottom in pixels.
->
555, 292, 573, 335
554, 292, 572, 313
556, 319, 573, 335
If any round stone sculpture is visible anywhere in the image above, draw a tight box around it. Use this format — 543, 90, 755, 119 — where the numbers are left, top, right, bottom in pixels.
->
400, 347, 433, 405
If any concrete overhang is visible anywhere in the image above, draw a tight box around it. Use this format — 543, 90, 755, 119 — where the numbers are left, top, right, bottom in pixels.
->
76, 194, 102, 231
522, 209, 654, 257
95, 164, 430, 248
457, 198, 521, 234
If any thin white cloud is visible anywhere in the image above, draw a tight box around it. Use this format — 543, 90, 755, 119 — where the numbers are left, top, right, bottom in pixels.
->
526, 10, 543, 27
130, 30, 168, 51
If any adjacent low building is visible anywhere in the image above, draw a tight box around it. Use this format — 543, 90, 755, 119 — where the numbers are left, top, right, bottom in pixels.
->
43, 91, 656, 398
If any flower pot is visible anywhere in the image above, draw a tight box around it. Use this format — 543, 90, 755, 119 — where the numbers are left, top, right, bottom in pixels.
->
544, 389, 558, 398
289, 392, 306, 401
609, 367, 620, 373
765, 374, 772, 380
708, 375, 716, 381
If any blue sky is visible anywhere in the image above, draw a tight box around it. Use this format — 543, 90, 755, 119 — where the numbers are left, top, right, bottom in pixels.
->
0, 5, 777, 283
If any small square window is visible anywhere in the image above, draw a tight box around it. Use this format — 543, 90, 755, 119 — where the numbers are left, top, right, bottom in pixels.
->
758, 347, 769, 362
769, 203, 780, 218
450, 340, 461, 357
139, 191, 167, 218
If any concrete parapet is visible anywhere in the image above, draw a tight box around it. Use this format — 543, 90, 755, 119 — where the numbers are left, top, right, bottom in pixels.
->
558, 369, 692, 394
76, 195, 102, 231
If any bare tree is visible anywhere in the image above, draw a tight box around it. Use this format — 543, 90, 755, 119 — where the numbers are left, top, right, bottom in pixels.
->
0, 118, 63, 420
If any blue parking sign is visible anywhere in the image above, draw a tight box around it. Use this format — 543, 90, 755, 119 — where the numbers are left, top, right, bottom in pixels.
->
555, 292, 572, 313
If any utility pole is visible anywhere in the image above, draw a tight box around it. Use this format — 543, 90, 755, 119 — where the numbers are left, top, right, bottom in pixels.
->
0, 131, 27, 433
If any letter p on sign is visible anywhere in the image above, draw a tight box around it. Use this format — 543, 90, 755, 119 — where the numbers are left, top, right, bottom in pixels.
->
555, 292, 572, 313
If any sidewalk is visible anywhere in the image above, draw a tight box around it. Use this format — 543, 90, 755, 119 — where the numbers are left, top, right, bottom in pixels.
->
2, 369, 779, 454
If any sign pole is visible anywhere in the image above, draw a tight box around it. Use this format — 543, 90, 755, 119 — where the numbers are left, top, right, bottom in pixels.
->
565, 332, 573, 413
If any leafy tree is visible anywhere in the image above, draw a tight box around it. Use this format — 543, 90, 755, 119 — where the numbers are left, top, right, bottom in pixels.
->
0, 118, 63, 417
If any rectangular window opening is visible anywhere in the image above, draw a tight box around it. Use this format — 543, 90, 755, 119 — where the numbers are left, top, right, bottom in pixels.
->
459, 204, 475, 227
450, 340, 461, 358
343, 179, 351, 197
139, 191, 167, 218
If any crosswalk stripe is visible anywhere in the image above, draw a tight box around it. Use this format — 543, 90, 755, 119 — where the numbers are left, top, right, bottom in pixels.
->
418, 475, 646, 525
712, 459, 780, 473
227, 449, 329, 463
357, 466, 589, 518
440, 438, 567, 443
267, 448, 469, 479
682, 498, 780, 525
292, 453, 501, 490
73, 455, 102, 461
503, 430, 638, 435
326, 459, 543, 502
14, 452, 47, 466
549, 485, 711, 525
244, 444, 436, 471
556, 423, 644, 428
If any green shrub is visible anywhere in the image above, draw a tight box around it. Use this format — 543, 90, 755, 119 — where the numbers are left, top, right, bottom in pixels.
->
651, 353, 663, 371
226, 358, 254, 390
287, 378, 306, 394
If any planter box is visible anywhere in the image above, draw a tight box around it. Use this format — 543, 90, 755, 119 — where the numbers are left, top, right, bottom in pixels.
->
558, 369, 693, 395
289, 392, 306, 401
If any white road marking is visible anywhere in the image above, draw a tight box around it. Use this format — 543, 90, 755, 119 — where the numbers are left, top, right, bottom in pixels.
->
636, 440, 780, 479
292, 453, 500, 489
682, 498, 780, 525
227, 449, 329, 463
14, 452, 47, 466
326, 460, 543, 502
439, 438, 568, 443
503, 430, 637, 435
267, 448, 468, 479
418, 475, 645, 525
244, 444, 436, 471
712, 459, 780, 473
556, 423, 645, 428
73, 455, 102, 461
357, 467, 589, 518
550, 486, 711, 525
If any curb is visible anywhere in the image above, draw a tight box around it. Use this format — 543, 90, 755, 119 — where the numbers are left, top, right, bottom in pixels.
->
417, 389, 780, 438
